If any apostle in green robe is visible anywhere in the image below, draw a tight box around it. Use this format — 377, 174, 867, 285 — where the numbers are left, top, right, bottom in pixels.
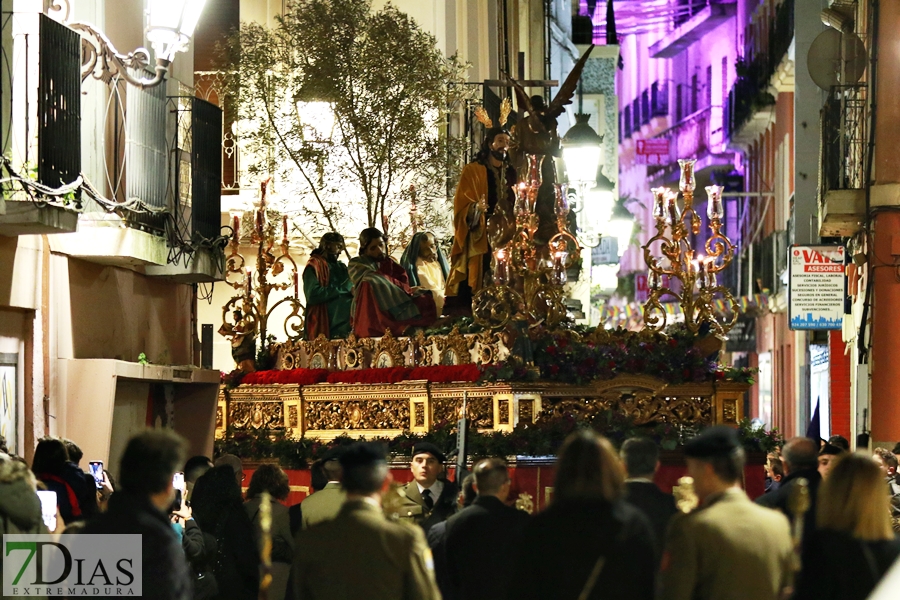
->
303, 233, 353, 339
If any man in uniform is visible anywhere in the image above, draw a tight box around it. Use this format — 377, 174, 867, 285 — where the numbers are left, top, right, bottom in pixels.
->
292, 442, 440, 600
300, 447, 346, 529
395, 442, 459, 534
659, 426, 794, 600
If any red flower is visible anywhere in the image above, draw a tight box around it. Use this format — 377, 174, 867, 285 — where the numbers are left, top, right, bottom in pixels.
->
549, 365, 560, 376
668, 338, 679, 348
546, 345, 558, 356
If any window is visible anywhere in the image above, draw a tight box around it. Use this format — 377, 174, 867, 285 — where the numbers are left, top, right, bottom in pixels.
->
676, 84, 683, 121
721, 57, 728, 106
623, 105, 631, 137
691, 73, 698, 114
706, 65, 712, 108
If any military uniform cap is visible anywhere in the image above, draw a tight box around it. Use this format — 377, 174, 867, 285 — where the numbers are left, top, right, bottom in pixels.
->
684, 426, 741, 459
338, 442, 387, 469
412, 442, 445, 463
321, 445, 347, 462
819, 442, 844, 457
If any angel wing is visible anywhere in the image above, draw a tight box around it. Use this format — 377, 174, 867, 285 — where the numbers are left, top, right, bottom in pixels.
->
547, 44, 596, 119
508, 77, 535, 117
474, 106, 494, 128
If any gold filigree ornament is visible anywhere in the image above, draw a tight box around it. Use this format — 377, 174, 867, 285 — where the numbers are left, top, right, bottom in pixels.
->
435, 326, 473, 366
642, 163, 739, 337
373, 329, 407, 368
515, 492, 534, 515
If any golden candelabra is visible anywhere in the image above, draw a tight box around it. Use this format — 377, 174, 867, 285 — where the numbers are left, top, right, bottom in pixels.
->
472, 154, 581, 330
642, 158, 739, 337
220, 180, 304, 370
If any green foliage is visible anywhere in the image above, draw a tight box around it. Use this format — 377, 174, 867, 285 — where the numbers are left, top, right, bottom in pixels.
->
222, 0, 473, 245
137, 352, 149, 365
216, 413, 781, 468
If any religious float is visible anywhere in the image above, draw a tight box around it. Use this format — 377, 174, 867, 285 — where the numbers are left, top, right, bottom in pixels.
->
215, 61, 777, 508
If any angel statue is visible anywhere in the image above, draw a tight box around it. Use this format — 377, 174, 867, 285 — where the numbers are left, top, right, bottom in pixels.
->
443, 98, 518, 316
509, 45, 595, 242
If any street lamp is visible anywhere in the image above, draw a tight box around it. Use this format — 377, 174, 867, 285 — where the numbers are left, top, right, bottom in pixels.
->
561, 113, 603, 209
70, 0, 207, 89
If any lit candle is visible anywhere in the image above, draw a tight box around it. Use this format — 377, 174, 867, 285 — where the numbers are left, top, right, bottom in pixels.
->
293, 270, 299, 297
667, 194, 680, 226
651, 187, 667, 221
705, 185, 724, 220
282, 215, 289, 240
706, 258, 717, 287
554, 183, 569, 218
553, 250, 568, 285
678, 158, 696, 192
696, 260, 707, 289
494, 248, 509, 285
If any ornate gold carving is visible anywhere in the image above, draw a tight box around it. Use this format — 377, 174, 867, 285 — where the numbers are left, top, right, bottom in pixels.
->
288, 405, 298, 428
308, 334, 336, 369
216, 406, 224, 429
230, 401, 285, 430
519, 399, 534, 423
498, 400, 510, 425
341, 333, 373, 369
373, 330, 407, 368
305, 399, 410, 430
434, 327, 473, 365
414, 402, 426, 428
515, 492, 534, 514
722, 398, 738, 424
413, 329, 433, 366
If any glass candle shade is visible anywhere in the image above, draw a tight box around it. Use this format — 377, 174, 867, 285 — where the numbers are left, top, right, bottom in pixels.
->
651, 187, 667, 221
648, 270, 661, 290
678, 159, 696, 192
705, 185, 724, 220
554, 183, 570, 219
493, 249, 510, 285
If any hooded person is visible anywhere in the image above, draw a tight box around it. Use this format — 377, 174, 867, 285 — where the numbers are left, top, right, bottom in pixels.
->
348, 227, 437, 337
400, 232, 450, 316
444, 106, 518, 316
303, 232, 353, 339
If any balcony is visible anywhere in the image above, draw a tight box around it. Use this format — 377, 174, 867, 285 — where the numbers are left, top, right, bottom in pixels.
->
646, 106, 710, 181
51, 76, 224, 281
725, 0, 794, 146
0, 12, 81, 236
818, 85, 867, 238
649, 1, 737, 59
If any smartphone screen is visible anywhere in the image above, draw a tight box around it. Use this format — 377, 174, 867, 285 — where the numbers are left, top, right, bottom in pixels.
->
173, 471, 185, 492
89, 461, 104, 489
37, 490, 57, 531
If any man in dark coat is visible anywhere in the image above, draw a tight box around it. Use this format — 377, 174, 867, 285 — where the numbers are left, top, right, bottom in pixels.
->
395, 442, 458, 534
755, 437, 821, 544
81, 430, 192, 600
620, 437, 677, 561
441, 458, 529, 600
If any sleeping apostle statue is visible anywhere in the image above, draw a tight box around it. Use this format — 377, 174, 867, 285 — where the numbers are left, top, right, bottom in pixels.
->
348, 228, 437, 337
400, 232, 450, 317
303, 232, 353, 339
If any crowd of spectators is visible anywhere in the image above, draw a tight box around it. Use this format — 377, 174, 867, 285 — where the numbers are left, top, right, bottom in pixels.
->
1, 429, 899, 600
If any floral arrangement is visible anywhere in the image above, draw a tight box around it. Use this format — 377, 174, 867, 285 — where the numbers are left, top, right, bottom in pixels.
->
215, 416, 783, 469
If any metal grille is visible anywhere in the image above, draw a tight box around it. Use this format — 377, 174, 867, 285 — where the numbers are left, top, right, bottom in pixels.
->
191, 96, 223, 241
126, 69, 167, 233
38, 14, 81, 190
821, 84, 867, 194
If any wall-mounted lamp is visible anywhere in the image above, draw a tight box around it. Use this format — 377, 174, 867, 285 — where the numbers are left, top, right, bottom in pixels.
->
68, 0, 207, 89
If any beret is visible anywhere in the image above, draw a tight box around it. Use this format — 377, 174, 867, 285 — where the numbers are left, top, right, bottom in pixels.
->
412, 442, 446, 463
684, 426, 741, 459
338, 442, 387, 469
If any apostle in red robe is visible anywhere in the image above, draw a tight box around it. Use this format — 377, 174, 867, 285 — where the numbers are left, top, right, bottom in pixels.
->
348, 228, 437, 337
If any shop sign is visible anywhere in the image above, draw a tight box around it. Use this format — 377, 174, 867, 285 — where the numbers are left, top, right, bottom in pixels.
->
789, 245, 845, 330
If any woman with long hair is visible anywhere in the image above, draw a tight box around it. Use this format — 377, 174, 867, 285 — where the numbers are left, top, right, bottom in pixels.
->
794, 452, 900, 600
508, 429, 656, 600
31, 437, 82, 524
244, 464, 293, 600
191, 465, 259, 600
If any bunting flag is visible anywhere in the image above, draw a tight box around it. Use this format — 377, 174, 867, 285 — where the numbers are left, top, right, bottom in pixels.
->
602, 293, 770, 329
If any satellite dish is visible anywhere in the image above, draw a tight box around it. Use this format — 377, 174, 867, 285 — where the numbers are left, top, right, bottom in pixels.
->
807, 28, 867, 90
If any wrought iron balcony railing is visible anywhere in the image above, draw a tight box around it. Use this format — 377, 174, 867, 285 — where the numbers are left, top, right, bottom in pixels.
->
820, 84, 867, 196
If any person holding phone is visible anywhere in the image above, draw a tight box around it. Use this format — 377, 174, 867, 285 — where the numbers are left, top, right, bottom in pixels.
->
0, 452, 51, 572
